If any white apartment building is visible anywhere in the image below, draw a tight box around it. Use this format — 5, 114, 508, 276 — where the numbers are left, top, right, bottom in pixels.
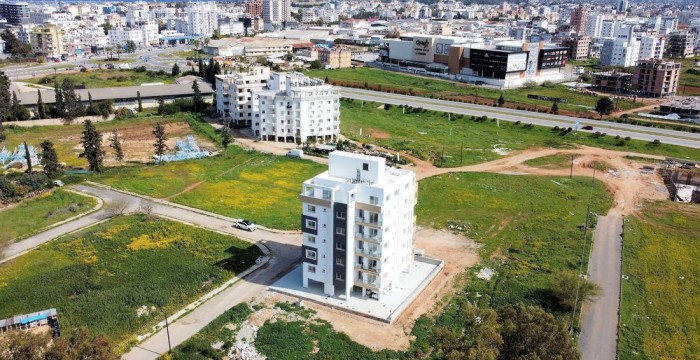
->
215, 66, 271, 127
600, 38, 640, 67
639, 35, 664, 60
251, 73, 340, 143
585, 14, 604, 39
262, 0, 290, 24
300, 151, 417, 301
125, 8, 148, 26
187, 2, 218, 37
108, 27, 143, 48
601, 19, 616, 39
138, 21, 159, 47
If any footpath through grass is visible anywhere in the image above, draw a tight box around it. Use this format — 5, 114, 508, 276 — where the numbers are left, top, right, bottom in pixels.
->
308, 67, 642, 112
618, 201, 700, 359
94, 147, 325, 230
340, 100, 700, 167
0, 215, 262, 352
23, 69, 175, 88
0, 189, 97, 244
523, 153, 574, 168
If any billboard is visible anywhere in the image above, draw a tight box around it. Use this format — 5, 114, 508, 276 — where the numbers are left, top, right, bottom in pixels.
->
412, 36, 434, 63
506, 52, 528, 72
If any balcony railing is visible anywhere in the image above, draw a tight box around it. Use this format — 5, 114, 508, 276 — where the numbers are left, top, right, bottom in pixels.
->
355, 232, 381, 243
355, 247, 381, 258
355, 217, 382, 227
354, 277, 380, 288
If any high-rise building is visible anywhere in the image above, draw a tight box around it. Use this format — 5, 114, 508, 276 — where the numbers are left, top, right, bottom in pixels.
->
585, 14, 604, 39
639, 35, 664, 60
560, 35, 591, 60
633, 59, 681, 97
617, 0, 628, 13
243, 0, 263, 17
262, 0, 290, 24
0, 2, 29, 24
215, 66, 271, 127
600, 38, 640, 67
251, 73, 340, 143
30, 24, 65, 57
187, 2, 218, 37
299, 151, 417, 301
665, 31, 696, 58
570, 5, 588, 34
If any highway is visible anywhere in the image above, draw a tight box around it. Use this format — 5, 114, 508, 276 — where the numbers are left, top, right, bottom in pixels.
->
340, 87, 700, 150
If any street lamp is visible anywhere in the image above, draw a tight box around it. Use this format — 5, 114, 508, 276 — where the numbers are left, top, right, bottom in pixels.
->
162, 309, 172, 354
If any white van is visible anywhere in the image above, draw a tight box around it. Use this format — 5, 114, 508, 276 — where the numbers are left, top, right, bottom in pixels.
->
286, 149, 304, 159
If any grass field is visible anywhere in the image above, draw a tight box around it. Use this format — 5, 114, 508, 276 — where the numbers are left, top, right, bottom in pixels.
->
307, 67, 643, 113
23, 69, 175, 88
158, 50, 202, 59
523, 153, 575, 168
0, 215, 262, 351
2, 111, 200, 167
94, 147, 325, 230
618, 202, 700, 359
415, 173, 612, 331
0, 189, 97, 244
677, 57, 700, 88
340, 100, 700, 167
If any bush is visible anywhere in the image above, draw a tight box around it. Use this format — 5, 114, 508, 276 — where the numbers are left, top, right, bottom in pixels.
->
541, 80, 556, 87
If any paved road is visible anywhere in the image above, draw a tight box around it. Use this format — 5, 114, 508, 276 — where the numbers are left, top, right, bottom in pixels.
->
340, 88, 700, 149
579, 215, 623, 360
2, 184, 301, 359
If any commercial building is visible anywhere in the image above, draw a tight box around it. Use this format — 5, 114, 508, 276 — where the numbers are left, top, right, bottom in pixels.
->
30, 24, 65, 57
0, 2, 29, 24
215, 66, 271, 127
318, 46, 352, 68
560, 35, 590, 60
665, 31, 696, 58
633, 59, 681, 97
570, 5, 588, 34
300, 151, 417, 301
251, 73, 340, 142
592, 71, 633, 93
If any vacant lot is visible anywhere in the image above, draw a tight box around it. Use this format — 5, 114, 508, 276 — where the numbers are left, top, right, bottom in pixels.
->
23, 69, 175, 88
523, 153, 575, 169
3, 111, 214, 167
0, 189, 97, 244
94, 147, 325, 230
308, 67, 643, 113
618, 202, 700, 359
0, 215, 262, 351
340, 100, 700, 167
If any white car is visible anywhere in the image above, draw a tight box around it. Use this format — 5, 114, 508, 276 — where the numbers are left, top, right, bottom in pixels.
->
233, 219, 257, 232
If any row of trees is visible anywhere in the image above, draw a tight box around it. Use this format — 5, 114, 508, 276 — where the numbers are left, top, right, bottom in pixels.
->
496, 92, 617, 118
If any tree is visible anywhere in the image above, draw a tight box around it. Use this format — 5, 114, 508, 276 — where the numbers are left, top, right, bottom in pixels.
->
499, 304, 579, 360
551, 271, 601, 311
498, 93, 505, 107
61, 79, 83, 121
40, 140, 61, 179
125, 40, 137, 53
53, 80, 65, 118
137, 91, 143, 112
221, 130, 232, 153
192, 81, 204, 112
109, 130, 124, 162
309, 60, 323, 69
0, 330, 49, 359
1, 30, 30, 56
157, 97, 165, 115
80, 120, 104, 172
595, 97, 615, 119
23, 141, 32, 173
37, 90, 47, 119
551, 101, 559, 114
10, 91, 18, 121
87, 91, 96, 115
197, 58, 204, 77
45, 328, 118, 359
101, 23, 113, 35
171, 62, 180, 76
432, 303, 502, 360
152, 122, 167, 161
0, 122, 5, 142
0, 71, 12, 122
212, 28, 222, 40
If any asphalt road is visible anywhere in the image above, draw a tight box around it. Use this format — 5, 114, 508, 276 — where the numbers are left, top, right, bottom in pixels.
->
2, 184, 301, 359
579, 215, 623, 360
340, 88, 700, 150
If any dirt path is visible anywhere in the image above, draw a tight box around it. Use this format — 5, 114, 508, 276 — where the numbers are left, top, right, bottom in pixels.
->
163, 157, 257, 200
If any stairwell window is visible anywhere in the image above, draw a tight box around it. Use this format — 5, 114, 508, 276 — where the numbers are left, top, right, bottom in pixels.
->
305, 219, 317, 230
305, 249, 316, 260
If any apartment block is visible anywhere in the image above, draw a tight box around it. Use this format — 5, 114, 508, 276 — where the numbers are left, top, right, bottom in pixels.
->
639, 35, 665, 60
187, 2, 218, 37
30, 24, 65, 57
560, 35, 591, 60
665, 31, 696, 58
251, 73, 340, 143
300, 151, 417, 301
215, 66, 270, 127
108, 27, 143, 48
570, 5, 588, 34
243, 0, 263, 17
263, 0, 290, 24
633, 59, 681, 98
0, 2, 29, 24
318, 47, 352, 68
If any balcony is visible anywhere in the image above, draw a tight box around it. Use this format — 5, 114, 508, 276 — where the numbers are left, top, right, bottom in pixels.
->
355, 264, 381, 274
355, 232, 382, 244
355, 217, 382, 227
354, 277, 380, 289
355, 246, 381, 258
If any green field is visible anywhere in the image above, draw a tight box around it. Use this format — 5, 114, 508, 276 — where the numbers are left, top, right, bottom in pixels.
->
339, 100, 700, 167
3, 111, 197, 167
308, 67, 643, 113
94, 147, 325, 230
523, 153, 575, 169
415, 173, 612, 332
23, 69, 175, 88
158, 50, 202, 59
677, 57, 700, 89
0, 215, 262, 351
0, 189, 97, 244
618, 202, 700, 359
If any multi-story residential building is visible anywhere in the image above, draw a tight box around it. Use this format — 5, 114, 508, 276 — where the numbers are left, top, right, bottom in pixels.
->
570, 5, 588, 34
318, 47, 352, 68
560, 35, 590, 60
0, 2, 29, 24
617, 0, 628, 13
659, 16, 678, 35
243, 0, 263, 17
251, 73, 340, 143
125, 8, 148, 27
592, 71, 633, 93
585, 13, 604, 39
601, 19, 616, 39
187, 2, 217, 37
633, 59, 681, 97
665, 31, 696, 58
29, 10, 71, 24
300, 151, 417, 301
108, 27, 143, 49
600, 37, 640, 67
639, 35, 664, 60
30, 24, 65, 57
262, 0, 290, 24
215, 66, 270, 127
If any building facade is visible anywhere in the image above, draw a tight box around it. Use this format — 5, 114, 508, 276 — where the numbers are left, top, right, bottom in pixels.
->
639, 35, 665, 60
318, 47, 352, 68
251, 73, 340, 142
600, 38, 640, 67
560, 35, 590, 60
570, 5, 588, 34
0, 2, 29, 24
215, 66, 270, 127
633, 59, 681, 98
187, 2, 218, 37
665, 31, 696, 58
30, 24, 65, 57
300, 151, 417, 301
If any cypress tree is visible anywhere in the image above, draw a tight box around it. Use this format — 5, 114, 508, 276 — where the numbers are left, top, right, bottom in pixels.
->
498, 93, 505, 107
157, 97, 165, 115
53, 80, 64, 118
0, 71, 12, 122
79, 120, 104, 172
192, 81, 203, 112
88, 92, 95, 115
137, 91, 143, 112
152, 122, 167, 161
40, 140, 60, 179
10, 91, 19, 121
61, 79, 83, 121
172, 62, 180, 76
0, 122, 5, 142
551, 102, 559, 114
23, 141, 32, 173
109, 130, 124, 162
37, 90, 46, 119
197, 58, 204, 77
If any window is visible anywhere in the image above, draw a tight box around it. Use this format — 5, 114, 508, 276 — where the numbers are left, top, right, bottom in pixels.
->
335, 257, 345, 266
336, 211, 345, 220
307, 205, 316, 213
305, 249, 316, 260
335, 242, 346, 250
335, 227, 346, 235
307, 235, 316, 244
362, 163, 369, 171
369, 196, 379, 205
308, 265, 316, 273
322, 190, 331, 200
335, 272, 345, 280
305, 219, 317, 230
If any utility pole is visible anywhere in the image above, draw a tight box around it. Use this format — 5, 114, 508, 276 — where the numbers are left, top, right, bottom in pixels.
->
570, 155, 575, 178
460, 142, 464, 164
162, 309, 172, 354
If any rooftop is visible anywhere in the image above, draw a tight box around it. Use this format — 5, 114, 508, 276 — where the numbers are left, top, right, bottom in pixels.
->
16, 83, 213, 105
661, 97, 700, 111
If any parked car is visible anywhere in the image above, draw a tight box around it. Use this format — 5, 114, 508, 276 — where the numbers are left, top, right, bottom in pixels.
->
233, 219, 257, 231
53, 180, 64, 187
582, 125, 594, 130
286, 149, 304, 159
